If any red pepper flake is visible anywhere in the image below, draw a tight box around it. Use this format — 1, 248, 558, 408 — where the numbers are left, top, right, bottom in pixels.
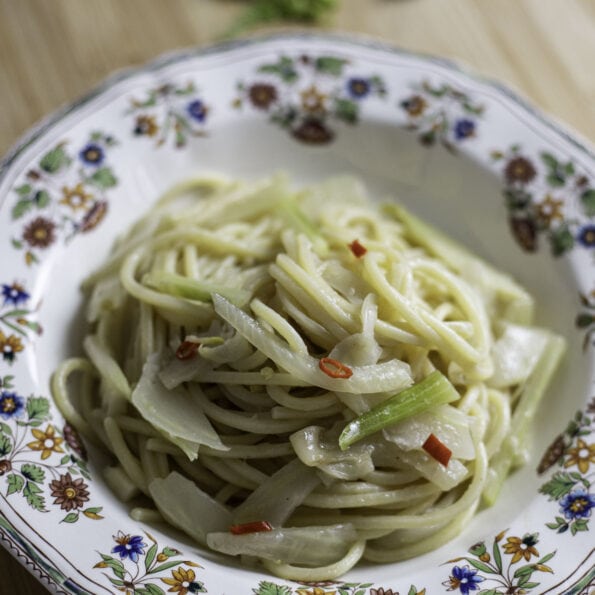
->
229, 520, 273, 535
319, 357, 353, 379
348, 239, 367, 258
175, 340, 199, 360
422, 433, 452, 467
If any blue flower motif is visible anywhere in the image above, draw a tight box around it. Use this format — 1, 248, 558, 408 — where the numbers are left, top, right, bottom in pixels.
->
111, 532, 146, 563
454, 118, 476, 140
577, 225, 595, 248
560, 489, 595, 520
187, 99, 208, 123
347, 77, 371, 99
1, 283, 29, 307
444, 565, 484, 594
0, 391, 25, 420
79, 143, 105, 166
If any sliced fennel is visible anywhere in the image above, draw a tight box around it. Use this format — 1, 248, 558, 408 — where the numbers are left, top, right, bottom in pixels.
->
206, 524, 358, 566
339, 371, 460, 450
213, 294, 412, 394
483, 332, 566, 505
291, 425, 375, 480
233, 459, 320, 526
131, 353, 227, 459
383, 404, 475, 460
149, 472, 232, 545
489, 323, 550, 388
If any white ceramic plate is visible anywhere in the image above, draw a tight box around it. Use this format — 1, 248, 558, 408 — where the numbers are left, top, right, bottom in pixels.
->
0, 34, 594, 595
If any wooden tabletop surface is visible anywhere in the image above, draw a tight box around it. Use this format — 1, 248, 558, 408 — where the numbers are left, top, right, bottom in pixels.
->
1, 0, 594, 592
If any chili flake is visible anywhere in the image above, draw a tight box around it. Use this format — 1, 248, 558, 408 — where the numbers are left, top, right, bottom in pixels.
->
348, 239, 367, 258
422, 433, 452, 467
319, 357, 353, 379
230, 520, 273, 535
175, 340, 199, 360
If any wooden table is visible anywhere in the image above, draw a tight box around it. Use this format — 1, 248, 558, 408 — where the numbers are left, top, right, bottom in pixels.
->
0, 0, 594, 592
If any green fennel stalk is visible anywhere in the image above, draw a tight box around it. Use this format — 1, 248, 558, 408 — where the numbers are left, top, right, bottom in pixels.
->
338, 370, 460, 450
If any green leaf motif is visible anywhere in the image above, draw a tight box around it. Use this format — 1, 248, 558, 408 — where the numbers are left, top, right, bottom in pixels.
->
145, 542, 158, 572
541, 152, 559, 170
0, 422, 12, 437
21, 463, 45, 483
162, 547, 181, 558
40, 145, 70, 174
0, 434, 12, 456
6, 473, 24, 495
539, 471, 580, 499
0, 376, 15, 390
99, 554, 126, 580
513, 564, 536, 578
174, 82, 196, 96
89, 167, 117, 189
145, 584, 166, 595
258, 57, 298, 83
18, 319, 42, 335
478, 589, 499, 595
492, 539, 503, 573
580, 189, 595, 217
11, 199, 34, 220
466, 558, 494, 574
334, 98, 358, 124
26, 397, 50, 421
34, 190, 51, 208
571, 518, 589, 534
23, 481, 45, 510
252, 581, 293, 595
539, 551, 556, 564
314, 56, 347, 75
15, 184, 33, 197
546, 516, 568, 531
549, 225, 574, 256
546, 172, 566, 188
62, 512, 79, 523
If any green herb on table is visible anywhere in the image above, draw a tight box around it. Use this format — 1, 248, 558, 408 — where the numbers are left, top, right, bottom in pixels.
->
225, 0, 339, 38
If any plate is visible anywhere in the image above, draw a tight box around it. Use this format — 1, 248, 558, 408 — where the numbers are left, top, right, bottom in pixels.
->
1, 34, 594, 594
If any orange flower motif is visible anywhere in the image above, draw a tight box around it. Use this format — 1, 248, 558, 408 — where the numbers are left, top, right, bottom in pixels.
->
161, 567, 204, 594
134, 114, 159, 137
60, 183, 93, 211
300, 85, 328, 113
296, 589, 336, 595
27, 424, 65, 460
503, 534, 539, 564
536, 195, 564, 225
564, 438, 595, 474
0, 331, 24, 362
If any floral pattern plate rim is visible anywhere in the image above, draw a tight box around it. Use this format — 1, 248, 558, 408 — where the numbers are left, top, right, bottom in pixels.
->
1, 33, 594, 595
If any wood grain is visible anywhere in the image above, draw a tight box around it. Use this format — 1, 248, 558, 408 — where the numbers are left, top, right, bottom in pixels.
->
0, 0, 593, 592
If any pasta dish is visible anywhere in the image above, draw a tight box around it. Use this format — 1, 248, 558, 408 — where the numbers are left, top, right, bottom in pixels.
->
52, 175, 565, 580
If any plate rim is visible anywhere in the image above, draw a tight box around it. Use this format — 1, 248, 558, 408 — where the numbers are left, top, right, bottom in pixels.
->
1, 31, 594, 595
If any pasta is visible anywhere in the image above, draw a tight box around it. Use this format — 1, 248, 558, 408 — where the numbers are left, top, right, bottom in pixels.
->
52, 174, 565, 580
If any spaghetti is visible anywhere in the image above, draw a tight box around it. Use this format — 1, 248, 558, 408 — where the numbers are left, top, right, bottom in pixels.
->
52, 174, 565, 580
